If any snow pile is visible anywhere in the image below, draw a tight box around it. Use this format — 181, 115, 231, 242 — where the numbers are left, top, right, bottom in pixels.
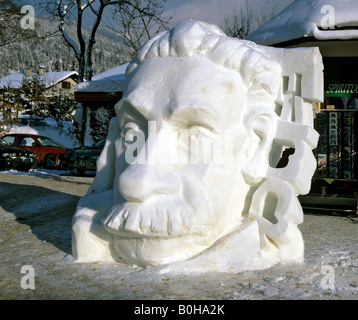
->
247, 0, 358, 45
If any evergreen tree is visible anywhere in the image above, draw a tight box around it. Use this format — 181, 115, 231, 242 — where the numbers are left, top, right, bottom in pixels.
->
21, 74, 49, 118
0, 85, 25, 134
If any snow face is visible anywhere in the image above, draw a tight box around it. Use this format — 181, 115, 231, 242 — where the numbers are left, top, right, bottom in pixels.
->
247, 0, 358, 45
72, 20, 323, 273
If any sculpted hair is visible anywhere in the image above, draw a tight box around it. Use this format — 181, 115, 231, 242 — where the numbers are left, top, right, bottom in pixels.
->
125, 20, 282, 101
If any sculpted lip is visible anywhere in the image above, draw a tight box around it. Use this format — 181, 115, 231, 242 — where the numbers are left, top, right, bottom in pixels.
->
102, 196, 193, 238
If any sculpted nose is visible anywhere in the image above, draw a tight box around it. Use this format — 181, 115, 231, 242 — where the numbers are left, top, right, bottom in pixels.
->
119, 123, 182, 202
118, 164, 181, 203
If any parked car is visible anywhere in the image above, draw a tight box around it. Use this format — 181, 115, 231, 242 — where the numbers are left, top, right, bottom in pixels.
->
1, 134, 67, 169
68, 139, 105, 175
0, 137, 38, 172
18, 115, 46, 127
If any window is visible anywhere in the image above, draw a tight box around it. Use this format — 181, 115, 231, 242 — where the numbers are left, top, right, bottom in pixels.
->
2, 135, 16, 145
18, 136, 39, 147
37, 136, 64, 148
62, 81, 71, 89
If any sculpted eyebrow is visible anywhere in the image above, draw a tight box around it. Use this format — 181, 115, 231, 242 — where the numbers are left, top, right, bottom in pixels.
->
118, 99, 148, 127
170, 105, 218, 130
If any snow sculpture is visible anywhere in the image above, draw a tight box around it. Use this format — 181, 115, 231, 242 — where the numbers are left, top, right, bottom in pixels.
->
72, 20, 323, 273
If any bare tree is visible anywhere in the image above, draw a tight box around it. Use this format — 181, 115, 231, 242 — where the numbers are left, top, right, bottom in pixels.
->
105, 0, 171, 58
221, 0, 274, 39
221, 0, 253, 39
256, 8, 274, 29
37, 0, 170, 146
41, 0, 169, 83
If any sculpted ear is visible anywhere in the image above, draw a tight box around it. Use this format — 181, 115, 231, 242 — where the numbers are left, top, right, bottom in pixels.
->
242, 106, 278, 185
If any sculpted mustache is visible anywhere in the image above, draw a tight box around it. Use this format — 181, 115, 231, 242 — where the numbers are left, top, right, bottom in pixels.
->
102, 196, 193, 238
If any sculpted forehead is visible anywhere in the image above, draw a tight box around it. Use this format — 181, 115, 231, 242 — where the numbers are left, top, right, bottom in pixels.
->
120, 56, 246, 124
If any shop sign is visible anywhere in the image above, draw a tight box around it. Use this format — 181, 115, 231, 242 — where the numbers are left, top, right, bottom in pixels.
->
325, 83, 358, 97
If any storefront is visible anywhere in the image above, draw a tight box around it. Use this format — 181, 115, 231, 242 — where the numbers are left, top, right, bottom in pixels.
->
248, 0, 358, 214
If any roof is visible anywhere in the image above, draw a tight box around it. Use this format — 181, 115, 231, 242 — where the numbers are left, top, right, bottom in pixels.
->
247, 0, 358, 46
75, 63, 129, 94
42, 71, 78, 88
0, 71, 78, 89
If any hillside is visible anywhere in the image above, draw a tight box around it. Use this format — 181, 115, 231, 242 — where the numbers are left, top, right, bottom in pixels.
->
0, 18, 132, 78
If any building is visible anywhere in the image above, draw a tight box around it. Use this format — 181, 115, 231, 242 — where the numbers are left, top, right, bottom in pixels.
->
0, 66, 78, 97
0, 66, 78, 128
248, 0, 358, 214
74, 63, 129, 146
74, 63, 128, 103
248, 0, 358, 109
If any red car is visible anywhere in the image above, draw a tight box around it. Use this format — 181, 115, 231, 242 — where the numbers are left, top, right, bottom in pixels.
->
1, 133, 67, 169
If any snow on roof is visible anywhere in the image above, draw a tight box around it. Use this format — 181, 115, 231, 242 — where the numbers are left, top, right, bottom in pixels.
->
247, 0, 358, 46
0, 72, 25, 88
75, 63, 129, 93
0, 71, 78, 89
42, 71, 78, 88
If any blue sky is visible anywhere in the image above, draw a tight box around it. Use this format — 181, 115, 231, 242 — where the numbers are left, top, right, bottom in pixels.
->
163, 0, 295, 27
22, 0, 295, 34
25, 0, 293, 26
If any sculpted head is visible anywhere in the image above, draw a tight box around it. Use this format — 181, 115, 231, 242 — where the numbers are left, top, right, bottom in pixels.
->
73, 20, 322, 271
102, 20, 284, 265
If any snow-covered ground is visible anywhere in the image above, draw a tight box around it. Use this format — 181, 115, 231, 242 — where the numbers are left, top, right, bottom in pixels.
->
0, 169, 358, 300
1, 120, 358, 301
